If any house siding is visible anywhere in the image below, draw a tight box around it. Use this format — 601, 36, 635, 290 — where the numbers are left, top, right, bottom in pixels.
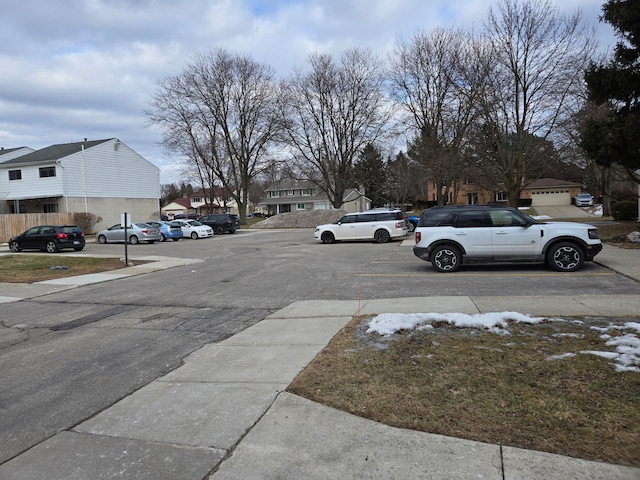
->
62, 140, 160, 199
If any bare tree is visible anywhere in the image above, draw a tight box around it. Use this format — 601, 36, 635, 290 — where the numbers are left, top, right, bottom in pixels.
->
280, 48, 392, 208
389, 28, 484, 205
476, 0, 596, 207
145, 48, 283, 223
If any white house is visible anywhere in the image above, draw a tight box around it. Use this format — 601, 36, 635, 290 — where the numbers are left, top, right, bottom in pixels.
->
259, 181, 370, 215
0, 146, 36, 163
0, 138, 160, 228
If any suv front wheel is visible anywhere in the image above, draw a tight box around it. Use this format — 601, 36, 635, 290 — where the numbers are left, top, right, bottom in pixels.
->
547, 242, 584, 272
431, 245, 461, 272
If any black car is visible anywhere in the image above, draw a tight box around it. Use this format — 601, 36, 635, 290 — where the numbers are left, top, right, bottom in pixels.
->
199, 214, 237, 234
9, 225, 86, 253
228, 214, 241, 229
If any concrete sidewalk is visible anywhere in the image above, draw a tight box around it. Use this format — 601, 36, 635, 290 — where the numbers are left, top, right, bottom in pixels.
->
0, 247, 638, 479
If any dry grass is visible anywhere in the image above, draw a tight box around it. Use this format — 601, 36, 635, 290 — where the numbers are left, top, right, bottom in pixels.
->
289, 315, 640, 467
596, 221, 640, 248
0, 255, 129, 283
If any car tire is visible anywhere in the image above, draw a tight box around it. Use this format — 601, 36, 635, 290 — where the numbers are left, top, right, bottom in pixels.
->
321, 231, 335, 244
215, 227, 224, 235
45, 241, 59, 253
547, 242, 584, 272
97, 235, 107, 244
9, 241, 21, 252
191, 232, 198, 240
431, 245, 461, 272
172, 238, 180, 242
407, 222, 416, 233
374, 229, 391, 243
129, 235, 139, 245
160, 234, 167, 242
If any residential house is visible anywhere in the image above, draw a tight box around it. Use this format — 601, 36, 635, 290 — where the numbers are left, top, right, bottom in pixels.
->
259, 181, 370, 215
0, 138, 160, 228
422, 178, 583, 207
161, 187, 242, 218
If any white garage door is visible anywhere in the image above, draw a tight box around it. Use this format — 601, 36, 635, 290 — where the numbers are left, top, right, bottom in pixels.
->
530, 189, 571, 206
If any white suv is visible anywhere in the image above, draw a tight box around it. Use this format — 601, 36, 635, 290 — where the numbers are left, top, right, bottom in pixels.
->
413, 205, 602, 272
315, 209, 408, 244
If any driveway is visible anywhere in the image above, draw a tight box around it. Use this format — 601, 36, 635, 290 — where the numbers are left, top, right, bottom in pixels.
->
532, 205, 597, 219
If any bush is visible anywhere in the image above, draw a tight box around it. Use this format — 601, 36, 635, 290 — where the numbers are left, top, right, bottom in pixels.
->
73, 212, 103, 234
610, 200, 638, 221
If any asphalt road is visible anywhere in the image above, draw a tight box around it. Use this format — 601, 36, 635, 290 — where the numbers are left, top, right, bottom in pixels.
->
1, 228, 639, 464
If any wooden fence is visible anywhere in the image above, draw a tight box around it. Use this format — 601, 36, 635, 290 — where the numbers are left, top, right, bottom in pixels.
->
0, 213, 74, 243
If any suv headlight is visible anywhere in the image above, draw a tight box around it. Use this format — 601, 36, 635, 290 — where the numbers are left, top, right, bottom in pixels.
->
588, 229, 599, 239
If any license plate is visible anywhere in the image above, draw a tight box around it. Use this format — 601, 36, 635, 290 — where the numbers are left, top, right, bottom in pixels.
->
73, 241, 80, 245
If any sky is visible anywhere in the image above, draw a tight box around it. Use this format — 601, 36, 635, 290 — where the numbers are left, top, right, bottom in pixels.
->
0, 0, 619, 185
366, 312, 640, 372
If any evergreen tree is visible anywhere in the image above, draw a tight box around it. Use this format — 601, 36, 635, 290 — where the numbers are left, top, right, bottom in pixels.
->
352, 144, 387, 207
582, 0, 640, 180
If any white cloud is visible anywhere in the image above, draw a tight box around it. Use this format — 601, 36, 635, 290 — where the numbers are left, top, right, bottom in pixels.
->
0, 0, 617, 184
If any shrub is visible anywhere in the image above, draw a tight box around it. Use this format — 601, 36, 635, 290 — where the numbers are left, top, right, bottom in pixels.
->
610, 200, 638, 221
73, 212, 103, 234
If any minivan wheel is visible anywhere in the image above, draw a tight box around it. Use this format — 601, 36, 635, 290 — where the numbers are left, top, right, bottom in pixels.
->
431, 245, 461, 272
547, 242, 584, 272
374, 229, 391, 243
321, 231, 335, 244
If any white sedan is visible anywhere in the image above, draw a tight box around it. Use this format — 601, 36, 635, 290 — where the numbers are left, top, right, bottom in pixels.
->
170, 220, 213, 239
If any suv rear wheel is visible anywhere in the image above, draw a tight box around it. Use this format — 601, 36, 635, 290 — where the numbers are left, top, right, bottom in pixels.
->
374, 229, 391, 243
547, 242, 584, 272
431, 245, 461, 272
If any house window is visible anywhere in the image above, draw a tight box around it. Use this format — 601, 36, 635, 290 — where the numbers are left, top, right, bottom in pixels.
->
496, 192, 508, 201
192, 197, 201, 203
301, 189, 311, 196
296, 203, 306, 210
8, 169, 22, 180
270, 191, 280, 198
39, 166, 56, 178
287, 190, 294, 196
43, 203, 58, 213
467, 193, 478, 205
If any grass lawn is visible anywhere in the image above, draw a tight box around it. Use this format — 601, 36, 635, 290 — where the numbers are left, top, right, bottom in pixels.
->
288, 315, 640, 467
0, 255, 128, 283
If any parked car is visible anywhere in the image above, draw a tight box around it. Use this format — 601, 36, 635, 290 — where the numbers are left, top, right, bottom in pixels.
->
314, 208, 408, 244
574, 193, 594, 207
9, 225, 85, 253
170, 219, 213, 239
145, 221, 183, 242
97, 223, 162, 244
199, 214, 237, 234
173, 213, 199, 220
413, 205, 602, 273
228, 214, 241, 230
406, 215, 419, 232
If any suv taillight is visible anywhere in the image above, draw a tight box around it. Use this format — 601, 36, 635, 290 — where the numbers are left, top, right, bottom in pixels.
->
415, 231, 421, 243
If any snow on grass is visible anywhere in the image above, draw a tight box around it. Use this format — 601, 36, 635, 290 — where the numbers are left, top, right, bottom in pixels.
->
366, 312, 640, 373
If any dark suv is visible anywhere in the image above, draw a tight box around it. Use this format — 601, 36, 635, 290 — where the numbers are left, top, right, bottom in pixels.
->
413, 205, 602, 272
199, 214, 237, 234
9, 225, 86, 253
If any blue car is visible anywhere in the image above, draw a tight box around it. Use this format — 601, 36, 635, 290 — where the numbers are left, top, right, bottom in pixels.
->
407, 215, 419, 232
146, 221, 183, 242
